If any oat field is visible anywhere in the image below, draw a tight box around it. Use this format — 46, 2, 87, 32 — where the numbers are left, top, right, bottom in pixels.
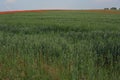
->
0, 10, 120, 80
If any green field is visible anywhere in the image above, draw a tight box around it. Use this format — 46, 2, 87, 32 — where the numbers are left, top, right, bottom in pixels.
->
0, 11, 120, 80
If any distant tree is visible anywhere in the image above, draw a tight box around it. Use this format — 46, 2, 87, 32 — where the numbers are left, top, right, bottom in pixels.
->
104, 8, 109, 10
110, 7, 117, 10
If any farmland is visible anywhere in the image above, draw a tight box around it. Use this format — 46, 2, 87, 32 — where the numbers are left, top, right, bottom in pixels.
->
0, 10, 120, 80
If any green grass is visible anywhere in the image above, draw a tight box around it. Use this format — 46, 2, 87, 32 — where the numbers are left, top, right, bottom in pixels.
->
0, 11, 120, 80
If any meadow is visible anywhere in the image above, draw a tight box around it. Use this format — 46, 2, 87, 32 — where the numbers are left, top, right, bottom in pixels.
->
0, 10, 120, 80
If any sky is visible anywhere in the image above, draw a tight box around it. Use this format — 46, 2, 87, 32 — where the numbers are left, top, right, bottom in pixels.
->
0, 0, 120, 11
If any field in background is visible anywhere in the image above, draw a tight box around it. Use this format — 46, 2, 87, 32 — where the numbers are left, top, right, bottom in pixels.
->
0, 10, 120, 14
0, 10, 45, 14
0, 10, 120, 80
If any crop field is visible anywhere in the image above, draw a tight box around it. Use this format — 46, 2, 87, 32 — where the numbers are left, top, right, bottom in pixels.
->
0, 10, 120, 80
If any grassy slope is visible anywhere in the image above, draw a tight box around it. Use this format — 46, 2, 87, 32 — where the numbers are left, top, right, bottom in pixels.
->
0, 11, 120, 80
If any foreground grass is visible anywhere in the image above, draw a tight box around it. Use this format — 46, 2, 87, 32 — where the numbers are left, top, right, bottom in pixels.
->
0, 11, 120, 80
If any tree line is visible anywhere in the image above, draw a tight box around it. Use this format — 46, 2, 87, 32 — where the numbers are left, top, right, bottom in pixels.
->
104, 7, 120, 10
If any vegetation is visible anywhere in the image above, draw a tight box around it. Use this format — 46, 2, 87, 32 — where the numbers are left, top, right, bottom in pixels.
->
104, 8, 109, 10
0, 11, 120, 80
110, 7, 117, 10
